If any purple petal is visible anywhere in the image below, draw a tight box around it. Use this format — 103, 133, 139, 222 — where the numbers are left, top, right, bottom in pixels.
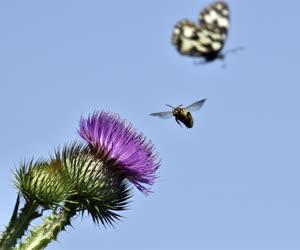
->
78, 111, 160, 194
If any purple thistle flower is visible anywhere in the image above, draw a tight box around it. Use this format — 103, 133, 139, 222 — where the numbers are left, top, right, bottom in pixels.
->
78, 111, 160, 194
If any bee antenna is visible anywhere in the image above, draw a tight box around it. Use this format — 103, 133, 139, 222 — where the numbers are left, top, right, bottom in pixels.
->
166, 104, 175, 109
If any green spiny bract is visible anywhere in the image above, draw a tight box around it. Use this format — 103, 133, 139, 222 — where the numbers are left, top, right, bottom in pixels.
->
15, 143, 133, 250
54, 142, 132, 227
14, 159, 71, 210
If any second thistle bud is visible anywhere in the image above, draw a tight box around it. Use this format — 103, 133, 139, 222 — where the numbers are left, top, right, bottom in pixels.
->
15, 159, 71, 208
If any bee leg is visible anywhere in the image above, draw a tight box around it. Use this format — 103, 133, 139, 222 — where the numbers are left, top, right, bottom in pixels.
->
175, 117, 182, 127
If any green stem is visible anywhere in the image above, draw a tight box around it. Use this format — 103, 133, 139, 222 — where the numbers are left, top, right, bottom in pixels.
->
0, 197, 40, 250
16, 208, 76, 250
0, 193, 21, 245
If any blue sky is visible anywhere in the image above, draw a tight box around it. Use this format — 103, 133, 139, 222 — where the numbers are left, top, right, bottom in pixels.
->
0, 0, 300, 249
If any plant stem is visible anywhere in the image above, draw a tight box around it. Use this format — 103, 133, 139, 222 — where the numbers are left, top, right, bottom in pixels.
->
0, 196, 40, 250
16, 208, 76, 250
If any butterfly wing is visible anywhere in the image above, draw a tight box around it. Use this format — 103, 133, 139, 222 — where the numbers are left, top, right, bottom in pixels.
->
185, 99, 206, 112
198, 1, 230, 54
172, 20, 209, 57
172, 1, 230, 58
150, 111, 173, 119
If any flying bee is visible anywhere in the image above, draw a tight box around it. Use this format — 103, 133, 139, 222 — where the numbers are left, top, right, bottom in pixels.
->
150, 99, 206, 128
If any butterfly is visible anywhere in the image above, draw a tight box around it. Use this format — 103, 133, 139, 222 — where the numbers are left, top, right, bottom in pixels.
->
172, 1, 232, 63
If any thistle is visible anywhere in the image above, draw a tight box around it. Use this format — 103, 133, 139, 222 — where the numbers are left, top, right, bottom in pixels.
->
1, 111, 160, 250
79, 111, 160, 194
15, 159, 71, 209
0, 159, 70, 250
51, 142, 132, 226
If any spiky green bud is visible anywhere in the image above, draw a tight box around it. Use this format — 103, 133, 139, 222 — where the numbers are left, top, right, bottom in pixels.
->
14, 159, 71, 209
53, 142, 132, 226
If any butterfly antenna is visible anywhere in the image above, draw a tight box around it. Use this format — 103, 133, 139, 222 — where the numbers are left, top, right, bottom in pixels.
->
223, 46, 245, 56
219, 46, 244, 69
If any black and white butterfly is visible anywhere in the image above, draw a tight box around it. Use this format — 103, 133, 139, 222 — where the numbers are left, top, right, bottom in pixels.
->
172, 1, 233, 63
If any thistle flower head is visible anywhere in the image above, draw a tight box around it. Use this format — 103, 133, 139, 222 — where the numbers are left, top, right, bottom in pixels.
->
52, 143, 132, 226
78, 111, 160, 194
14, 159, 71, 208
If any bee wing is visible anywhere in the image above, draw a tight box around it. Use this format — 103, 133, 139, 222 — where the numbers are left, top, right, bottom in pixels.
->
150, 111, 173, 119
185, 99, 206, 112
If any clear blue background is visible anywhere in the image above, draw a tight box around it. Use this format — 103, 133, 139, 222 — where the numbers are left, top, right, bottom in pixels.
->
0, 1, 300, 249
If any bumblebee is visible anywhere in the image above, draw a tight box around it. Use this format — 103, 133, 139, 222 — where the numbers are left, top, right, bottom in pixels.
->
150, 99, 206, 128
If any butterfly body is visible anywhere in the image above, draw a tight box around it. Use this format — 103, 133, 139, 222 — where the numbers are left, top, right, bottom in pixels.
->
150, 99, 206, 129
172, 1, 230, 62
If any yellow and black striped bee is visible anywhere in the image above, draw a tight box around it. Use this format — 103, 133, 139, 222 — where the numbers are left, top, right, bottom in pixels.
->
150, 99, 206, 128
